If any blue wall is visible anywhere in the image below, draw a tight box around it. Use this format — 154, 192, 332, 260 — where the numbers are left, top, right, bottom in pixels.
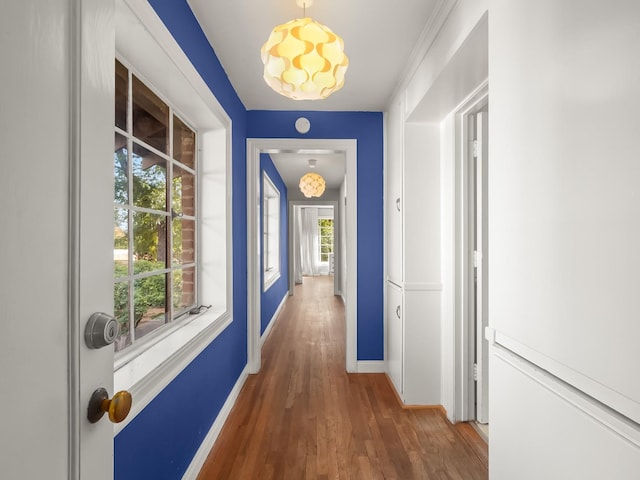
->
248, 111, 384, 361
260, 153, 289, 335
114, 1, 384, 478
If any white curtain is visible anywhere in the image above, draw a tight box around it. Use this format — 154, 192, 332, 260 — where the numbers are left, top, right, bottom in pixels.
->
300, 207, 319, 276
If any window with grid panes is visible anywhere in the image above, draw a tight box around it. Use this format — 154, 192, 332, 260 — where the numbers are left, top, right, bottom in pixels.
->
262, 172, 281, 291
318, 218, 334, 263
113, 59, 198, 352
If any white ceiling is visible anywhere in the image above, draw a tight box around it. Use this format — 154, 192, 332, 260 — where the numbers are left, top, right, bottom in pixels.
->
187, 0, 441, 188
187, 0, 440, 112
269, 151, 345, 190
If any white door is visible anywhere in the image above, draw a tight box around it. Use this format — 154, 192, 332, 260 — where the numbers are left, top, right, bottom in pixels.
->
1, 1, 116, 478
386, 99, 404, 284
474, 111, 489, 424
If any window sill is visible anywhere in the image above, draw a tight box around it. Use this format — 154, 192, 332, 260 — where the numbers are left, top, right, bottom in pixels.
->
113, 307, 232, 435
263, 270, 281, 292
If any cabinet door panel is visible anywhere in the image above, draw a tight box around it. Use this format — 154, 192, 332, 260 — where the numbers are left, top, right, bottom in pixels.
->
386, 99, 403, 283
387, 282, 403, 397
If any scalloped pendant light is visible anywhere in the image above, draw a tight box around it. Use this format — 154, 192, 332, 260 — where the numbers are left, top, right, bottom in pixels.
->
299, 172, 326, 198
261, 1, 348, 100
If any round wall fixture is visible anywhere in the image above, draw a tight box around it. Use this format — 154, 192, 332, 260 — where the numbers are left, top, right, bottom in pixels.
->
295, 117, 311, 134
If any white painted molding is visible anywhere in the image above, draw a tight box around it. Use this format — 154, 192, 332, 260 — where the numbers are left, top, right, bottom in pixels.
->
357, 361, 386, 373
247, 140, 262, 374
492, 342, 640, 448
120, 0, 231, 128
404, 282, 443, 292
388, 0, 459, 105
384, 280, 443, 292
260, 293, 288, 347
247, 138, 358, 375
493, 330, 640, 427
442, 81, 489, 424
181, 367, 250, 480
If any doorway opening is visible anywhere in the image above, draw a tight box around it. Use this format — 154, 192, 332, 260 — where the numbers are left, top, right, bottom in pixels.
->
444, 82, 489, 433
289, 203, 340, 297
469, 107, 489, 438
246, 138, 358, 374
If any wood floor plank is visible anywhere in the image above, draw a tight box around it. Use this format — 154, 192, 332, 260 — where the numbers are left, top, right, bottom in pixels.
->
197, 276, 488, 479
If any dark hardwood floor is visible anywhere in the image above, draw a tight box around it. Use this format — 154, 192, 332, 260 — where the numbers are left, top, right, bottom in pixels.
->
197, 276, 488, 479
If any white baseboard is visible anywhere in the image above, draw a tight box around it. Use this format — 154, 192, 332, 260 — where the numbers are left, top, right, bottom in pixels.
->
260, 292, 288, 347
181, 366, 249, 479
357, 360, 385, 373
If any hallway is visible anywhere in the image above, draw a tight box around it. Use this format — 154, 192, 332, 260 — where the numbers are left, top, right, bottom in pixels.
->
197, 276, 487, 479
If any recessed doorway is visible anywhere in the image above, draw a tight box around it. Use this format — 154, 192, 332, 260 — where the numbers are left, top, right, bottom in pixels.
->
289, 203, 340, 297
246, 138, 358, 374
450, 86, 490, 435
469, 107, 489, 434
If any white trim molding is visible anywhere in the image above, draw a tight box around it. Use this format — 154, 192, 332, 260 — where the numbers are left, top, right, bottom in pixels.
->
389, 0, 459, 105
441, 81, 488, 424
357, 361, 386, 373
247, 138, 358, 374
491, 338, 640, 448
404, 282, 443, 292
491, 328, 640, 427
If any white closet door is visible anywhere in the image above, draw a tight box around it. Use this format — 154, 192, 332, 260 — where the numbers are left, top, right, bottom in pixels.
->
387, 282, 404, 397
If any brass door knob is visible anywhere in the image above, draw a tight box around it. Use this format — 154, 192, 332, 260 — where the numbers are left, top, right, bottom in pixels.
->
87, 388, 132, 424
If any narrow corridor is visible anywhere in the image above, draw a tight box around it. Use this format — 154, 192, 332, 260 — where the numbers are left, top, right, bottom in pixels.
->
198, 276, 487, 479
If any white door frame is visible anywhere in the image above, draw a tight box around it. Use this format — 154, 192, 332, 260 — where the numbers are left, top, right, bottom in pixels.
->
73, 0, 116, 477
247, 138, 358, 374
458, 85, 488, 422
288, 201, 341, 297
474, 110, 489, 424
441, 82, 488, 422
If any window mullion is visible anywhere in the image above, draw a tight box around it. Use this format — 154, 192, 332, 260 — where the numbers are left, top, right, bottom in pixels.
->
127, 68, 135, 348
167, 109, 174, 324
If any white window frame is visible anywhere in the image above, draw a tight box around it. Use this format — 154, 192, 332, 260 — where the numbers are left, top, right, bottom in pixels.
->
113, 0, 233, 433
317, 216, 334, 265
262, 172, 281, 291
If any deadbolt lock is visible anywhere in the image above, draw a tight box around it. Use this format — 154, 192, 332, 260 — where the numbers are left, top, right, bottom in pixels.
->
85, 312, 119, 349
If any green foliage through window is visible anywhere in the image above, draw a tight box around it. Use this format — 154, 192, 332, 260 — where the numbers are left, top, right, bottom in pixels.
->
318, 218, 334, 262
114, 59, 197, 352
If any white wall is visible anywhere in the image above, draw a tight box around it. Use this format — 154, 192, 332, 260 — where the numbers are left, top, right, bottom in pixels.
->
491, 346, 640, 479
489, 0, 640, 476
489, 0, 640, 423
